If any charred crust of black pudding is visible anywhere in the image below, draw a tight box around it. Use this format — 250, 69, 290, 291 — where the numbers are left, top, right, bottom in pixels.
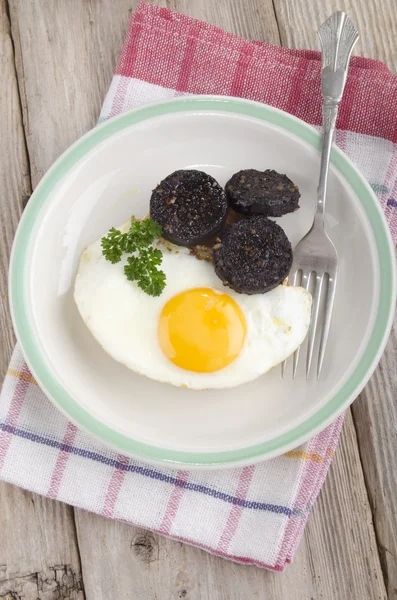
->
213, 216, 293, 294
150, 170, 228, 247
225, 169, 300, 217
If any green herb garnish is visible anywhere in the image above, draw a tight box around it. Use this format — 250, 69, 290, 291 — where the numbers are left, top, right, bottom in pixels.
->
101, 217, 166, 297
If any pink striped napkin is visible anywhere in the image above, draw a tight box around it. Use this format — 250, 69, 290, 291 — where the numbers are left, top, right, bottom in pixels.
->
1, 1, 396, 570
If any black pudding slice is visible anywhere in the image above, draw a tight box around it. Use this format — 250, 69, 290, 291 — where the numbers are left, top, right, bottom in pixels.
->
150, 170, 228, 247
213, 216, 292, 294
225, 169, 300, 217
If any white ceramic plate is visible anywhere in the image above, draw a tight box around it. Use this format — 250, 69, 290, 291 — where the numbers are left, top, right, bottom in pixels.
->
9, 96, 396, 469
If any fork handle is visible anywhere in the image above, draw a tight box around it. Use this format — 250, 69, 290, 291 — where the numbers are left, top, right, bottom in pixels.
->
315, 12, 359, 221
316, 102, 338, 218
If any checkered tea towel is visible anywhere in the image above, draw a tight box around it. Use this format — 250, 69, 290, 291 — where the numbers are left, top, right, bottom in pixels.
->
1, 1, 396, 571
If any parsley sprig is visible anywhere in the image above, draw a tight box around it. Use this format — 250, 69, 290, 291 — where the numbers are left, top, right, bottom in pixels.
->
101, 217, 166, 297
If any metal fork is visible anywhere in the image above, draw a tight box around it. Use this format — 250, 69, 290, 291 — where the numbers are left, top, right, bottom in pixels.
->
282, 12, 359, 379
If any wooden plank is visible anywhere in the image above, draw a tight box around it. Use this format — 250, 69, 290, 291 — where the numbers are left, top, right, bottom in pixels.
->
74, 411, 386, 600
351, 309, 397, 599
303, 410, 386, 600
273, 0, 397, 72
0, 485, 84, 599
5, 0, 390, 598
0, 0, 29, 382
0, 2, 84, 599
169, 0, 280, 44
8, 0, 136, 187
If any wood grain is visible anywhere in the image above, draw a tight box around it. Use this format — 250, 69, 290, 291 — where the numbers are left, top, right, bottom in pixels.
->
304, 411, 386, 600
2, 0, 395, 598
352, 310, 397, 600
0, 2, 83, 598
0, 485, 84, 599
273, 0, 397, 72
0, 0, 29, 381
8, 0, 139, 187
169, 0, 280, 44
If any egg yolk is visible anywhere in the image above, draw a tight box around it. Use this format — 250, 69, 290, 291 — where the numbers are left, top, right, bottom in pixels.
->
158, 287, 247, 373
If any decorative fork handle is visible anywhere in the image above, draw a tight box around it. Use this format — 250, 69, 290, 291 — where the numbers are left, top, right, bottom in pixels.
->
316, 12, 359, 220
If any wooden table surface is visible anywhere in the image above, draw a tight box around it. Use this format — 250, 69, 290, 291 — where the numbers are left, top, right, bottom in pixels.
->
1, 1, 396, 599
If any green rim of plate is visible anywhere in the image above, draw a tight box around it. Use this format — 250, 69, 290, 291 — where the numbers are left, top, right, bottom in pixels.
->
9, 96, 396, 467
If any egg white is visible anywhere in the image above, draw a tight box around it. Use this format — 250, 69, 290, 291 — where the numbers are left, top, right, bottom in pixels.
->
74, 221, 312, 389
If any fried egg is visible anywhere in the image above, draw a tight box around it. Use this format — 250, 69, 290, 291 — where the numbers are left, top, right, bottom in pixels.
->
74, 221, 312, 389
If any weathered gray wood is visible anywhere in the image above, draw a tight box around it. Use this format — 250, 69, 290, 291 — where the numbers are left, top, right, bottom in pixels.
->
74, 412, 386, 600
169, 0, 280, 44
352, 310, 397, 600
273, 0, 397, 72
0, 485, 84, 599
304, 410, 387, 600
0, 0, 29, 382
0, 3, 84, 598
2, 0, 395, 598
8, 0, 138, 187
